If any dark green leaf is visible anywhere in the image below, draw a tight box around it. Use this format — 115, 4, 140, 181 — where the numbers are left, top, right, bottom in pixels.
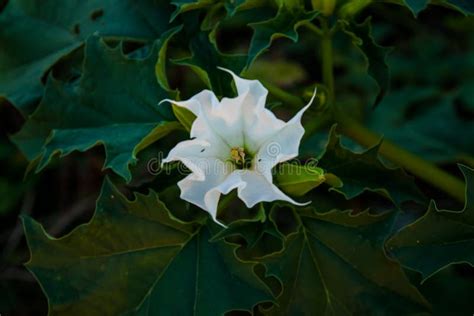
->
262, 207, 430, 315
443, 0, 474, 13
366, 87, 474, 163
0, 0, 173, 114
342, 18, 392, 106
402, 0, 429, 16
388, 164, 474, 281
170, 0, 215, 21
174, 30, 247, 97
12, 30, 181, 182
381, 0, 473, 15
317, 127, 426, 206
247, 3, 318, 68
23, 178, 272, 315
224, 0, 261, 16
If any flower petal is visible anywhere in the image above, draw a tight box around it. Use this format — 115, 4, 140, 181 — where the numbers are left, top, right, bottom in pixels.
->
255, 88, 317, 178
162, 138, 228, 180
178, 161, 236, 225
160, 90, 219, 116
233, 170, 309, 208
218, 67, 286, 153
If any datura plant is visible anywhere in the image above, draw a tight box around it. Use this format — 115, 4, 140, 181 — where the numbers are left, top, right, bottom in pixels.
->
162, 68, 315, 225
0, 0, 473, 315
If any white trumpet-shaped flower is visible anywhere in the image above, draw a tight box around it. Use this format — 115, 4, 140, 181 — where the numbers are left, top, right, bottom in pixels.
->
161, 68, 315, 225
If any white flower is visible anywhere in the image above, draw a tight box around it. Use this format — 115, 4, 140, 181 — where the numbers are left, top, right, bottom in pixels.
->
161, 68, 316, 225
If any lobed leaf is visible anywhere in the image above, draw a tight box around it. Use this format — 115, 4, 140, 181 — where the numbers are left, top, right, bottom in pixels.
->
317, 127, 426, 207
341, 18, 392, 107
388, 164, 474, 281
365, 86, 474, 163
173, 15, 246, 97
261, 206, 430, 314
247, 2, 318, 68
12, 29, 181, 182
23, 178, 273, 315
0, 0, 173, 114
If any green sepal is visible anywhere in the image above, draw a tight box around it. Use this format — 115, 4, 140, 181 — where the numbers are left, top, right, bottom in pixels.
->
274, 163, 326, 196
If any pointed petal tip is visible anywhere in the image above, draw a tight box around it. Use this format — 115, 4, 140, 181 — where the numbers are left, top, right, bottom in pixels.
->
304, 86, 318, 110
212, 217, 228, 228
289, 199, 312, 207
158, 98, 173, 106
291, 86, 317, 122
217, 66, 234, 75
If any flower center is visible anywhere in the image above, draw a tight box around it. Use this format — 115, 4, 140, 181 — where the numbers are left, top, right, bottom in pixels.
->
230, 147, 252, 169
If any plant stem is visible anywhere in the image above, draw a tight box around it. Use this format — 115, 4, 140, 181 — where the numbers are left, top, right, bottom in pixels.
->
263, 79, 467, 202
260, 80, 303, 107
320, 18, 335, 104
303, 21, 323, 37
337, 116, 466, 203
316, 16, 465, 203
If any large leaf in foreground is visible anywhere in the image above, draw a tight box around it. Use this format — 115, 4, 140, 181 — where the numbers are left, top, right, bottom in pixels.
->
23, 179, 272, 315
317, 127, 425, 207
0, 0, 173, 114
13, 30, 180, 181
262, 207, 430, 315
388, 164, 474, 281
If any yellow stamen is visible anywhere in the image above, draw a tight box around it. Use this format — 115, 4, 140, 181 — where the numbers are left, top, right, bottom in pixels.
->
230, 147, 245, 164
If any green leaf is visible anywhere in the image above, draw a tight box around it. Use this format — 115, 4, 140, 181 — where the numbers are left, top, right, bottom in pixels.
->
261, 207, 430, 314
171, 104, 196, 132
317, 127, 426, 206
381, 0, 473, 15
366, 87, 474, 163
402, 0, 430, 16
224, 0, 265, 16
170, 0, 215, 21
247, 3, 318, 68
0, 0, 173, 114
443, 0, 474, 13
387, 164, 474, 281
174, 30, 247, 97
23, 178, 272, 315
274, 163, 326, 196
12, 30, 181, 182
341, 18, 392, 106
211, 206, 284, 257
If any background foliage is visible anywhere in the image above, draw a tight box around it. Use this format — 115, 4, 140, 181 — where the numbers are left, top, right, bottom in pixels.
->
1, 0, 473, 315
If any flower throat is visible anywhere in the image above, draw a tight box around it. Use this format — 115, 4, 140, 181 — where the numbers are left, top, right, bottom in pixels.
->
230, 147, 253, 169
